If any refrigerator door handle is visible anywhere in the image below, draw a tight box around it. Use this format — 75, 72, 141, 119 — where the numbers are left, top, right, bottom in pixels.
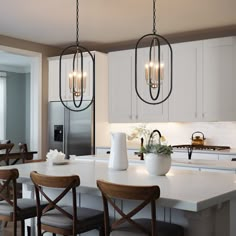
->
64, 106, 69, 156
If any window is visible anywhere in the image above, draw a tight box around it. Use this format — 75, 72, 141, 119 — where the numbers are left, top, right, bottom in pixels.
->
0, 72, 6, 140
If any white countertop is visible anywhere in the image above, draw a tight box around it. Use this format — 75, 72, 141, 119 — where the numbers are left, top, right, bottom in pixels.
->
3, 155, 236, 212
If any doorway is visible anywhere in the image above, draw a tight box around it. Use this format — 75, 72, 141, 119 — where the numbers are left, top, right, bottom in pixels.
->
0, 45, 42, 158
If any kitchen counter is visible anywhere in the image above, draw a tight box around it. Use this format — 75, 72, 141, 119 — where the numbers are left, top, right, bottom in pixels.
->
6, 156, 236, 211
96, 145, 236, 155
4, 155, 236, 236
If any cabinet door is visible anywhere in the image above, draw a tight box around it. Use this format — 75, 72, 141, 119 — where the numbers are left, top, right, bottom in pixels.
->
137, 47, 169, 122
108, 50, 135, 122
202, 37, 236, 121
64, 55, 93, 101
48, 59, 60, 101
48, 55, 93, 102
169, 41, 203, 121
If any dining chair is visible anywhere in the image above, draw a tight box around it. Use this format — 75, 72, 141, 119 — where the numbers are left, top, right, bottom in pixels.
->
0, 143, 14, 165
18, 143, 45, 163
0, 168, 45, 236
30, 171, 104, 236
97, 180, 185, 236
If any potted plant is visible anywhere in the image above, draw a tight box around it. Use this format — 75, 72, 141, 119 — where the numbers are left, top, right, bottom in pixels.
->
142, 130, 173, 176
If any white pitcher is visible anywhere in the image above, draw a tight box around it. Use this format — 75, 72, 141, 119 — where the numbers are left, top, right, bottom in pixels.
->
109, 132, 128, 170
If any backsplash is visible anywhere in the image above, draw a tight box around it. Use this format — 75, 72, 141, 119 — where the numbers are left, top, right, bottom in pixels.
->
108, 122, 236, 148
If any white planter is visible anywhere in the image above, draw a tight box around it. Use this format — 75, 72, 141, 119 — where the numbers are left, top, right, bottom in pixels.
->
145, 153, 171, 176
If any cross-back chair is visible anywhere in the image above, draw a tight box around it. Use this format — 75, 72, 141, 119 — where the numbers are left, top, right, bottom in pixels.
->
0, 168, 44, 236
0, 143, 14, 165
97, 179, 185, 236
30, 171, 104, 236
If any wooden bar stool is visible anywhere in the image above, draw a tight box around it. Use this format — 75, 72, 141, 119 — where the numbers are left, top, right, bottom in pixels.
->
0, 143, 14, 165
97, 180, 185, 236
30, 171, 104, 236
0, 168, 45, 236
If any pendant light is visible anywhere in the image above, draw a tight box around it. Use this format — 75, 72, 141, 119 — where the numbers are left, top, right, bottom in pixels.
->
59, 0, 95, 112
135, 0, 173, 105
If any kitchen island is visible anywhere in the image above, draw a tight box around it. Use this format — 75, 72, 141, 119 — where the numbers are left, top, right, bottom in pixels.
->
2, 156, 236, 236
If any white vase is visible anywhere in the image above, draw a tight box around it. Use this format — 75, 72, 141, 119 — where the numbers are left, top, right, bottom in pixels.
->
109, 132, 128, 170
145, 153, 171, 176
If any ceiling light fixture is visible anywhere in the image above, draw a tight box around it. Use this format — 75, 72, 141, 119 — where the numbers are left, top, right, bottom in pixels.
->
135, 0, 173, 105
59, 0, 95, 112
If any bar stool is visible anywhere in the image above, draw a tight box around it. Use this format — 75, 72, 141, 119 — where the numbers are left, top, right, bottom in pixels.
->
0, 143, 14, 165
0, 168, 45, 236
97, 180, 185, 236
30, 171, 104, 236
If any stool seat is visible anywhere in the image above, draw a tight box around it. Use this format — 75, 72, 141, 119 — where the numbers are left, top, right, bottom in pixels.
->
41, 206, 103, 232
110, 218, 184, 236
0, 199, 46, 219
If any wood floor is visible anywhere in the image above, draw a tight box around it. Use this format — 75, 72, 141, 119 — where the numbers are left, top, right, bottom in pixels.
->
1, 222, 21, 236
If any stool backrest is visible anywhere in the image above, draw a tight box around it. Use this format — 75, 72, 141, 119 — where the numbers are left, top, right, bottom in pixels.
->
97, 180, 160, 236
0, 143, 14, 165
18, 143, 28, 153
0, 169, 19, 212
0, 143, 14, 154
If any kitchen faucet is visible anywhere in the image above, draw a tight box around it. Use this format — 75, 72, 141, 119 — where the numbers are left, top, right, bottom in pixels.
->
148, 129, 162, 146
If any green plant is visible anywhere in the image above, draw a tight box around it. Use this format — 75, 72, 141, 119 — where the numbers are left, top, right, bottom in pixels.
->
142, 143, 173, 155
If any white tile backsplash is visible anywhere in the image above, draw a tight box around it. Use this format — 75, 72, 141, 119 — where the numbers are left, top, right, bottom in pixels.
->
108, 122, 236, 148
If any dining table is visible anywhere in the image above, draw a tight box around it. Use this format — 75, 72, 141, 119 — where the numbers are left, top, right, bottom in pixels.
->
0, 150, 37, 165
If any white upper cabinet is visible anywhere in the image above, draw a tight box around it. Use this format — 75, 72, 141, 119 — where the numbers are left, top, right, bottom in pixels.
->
107, 36, 236, 123
169, 41, 203, 121
202, 37, 236, 121
169, 36, 236, 122
108, 49, 135, 122
108, 47, 169, 123
48, 53, 93, 102
48, 58, 60, 102
137, 47, 169, 122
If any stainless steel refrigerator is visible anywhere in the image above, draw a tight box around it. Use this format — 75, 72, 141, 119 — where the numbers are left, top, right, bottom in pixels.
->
48, 101, 95, 157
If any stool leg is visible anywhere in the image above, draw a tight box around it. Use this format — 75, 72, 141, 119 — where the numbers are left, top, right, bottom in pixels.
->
27, 226, 31, 236
21, 220, 25, 236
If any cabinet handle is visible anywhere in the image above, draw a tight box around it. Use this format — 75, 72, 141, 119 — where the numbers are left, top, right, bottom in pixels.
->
195, 112, 197, 118
202, 113, 205, 118
129, 115, 132, 120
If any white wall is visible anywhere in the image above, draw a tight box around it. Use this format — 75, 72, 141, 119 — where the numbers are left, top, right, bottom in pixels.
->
106, 122, 236, 149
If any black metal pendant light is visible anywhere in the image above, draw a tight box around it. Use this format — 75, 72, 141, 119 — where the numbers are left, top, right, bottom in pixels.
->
135, 0, 173, 105
59, 0, 95, 112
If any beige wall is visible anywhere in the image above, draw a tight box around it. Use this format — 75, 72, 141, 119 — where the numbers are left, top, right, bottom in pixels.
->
0, 35, 61, 158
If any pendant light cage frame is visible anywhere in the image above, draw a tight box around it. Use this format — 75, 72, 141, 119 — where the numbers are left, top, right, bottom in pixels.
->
59, 0, 95, 112
134, 0, 173, 105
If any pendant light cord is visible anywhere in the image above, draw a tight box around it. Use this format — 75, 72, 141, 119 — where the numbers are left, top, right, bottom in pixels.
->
153, 0, 156, 34
76, 0, 79, 47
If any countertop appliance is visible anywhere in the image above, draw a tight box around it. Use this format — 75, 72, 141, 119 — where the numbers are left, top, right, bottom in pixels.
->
191, 131, 205, 145
172, 144, 231, 160
48, 101, 95, 158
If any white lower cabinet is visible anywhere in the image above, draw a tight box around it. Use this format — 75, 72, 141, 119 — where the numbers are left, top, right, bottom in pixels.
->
172, 151, 218, 160
200, 168, 236, 173
191, 153, 218, 160
218, 154, 235, 161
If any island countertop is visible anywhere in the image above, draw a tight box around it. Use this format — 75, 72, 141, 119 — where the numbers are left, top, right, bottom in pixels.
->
2, 155, 236, 213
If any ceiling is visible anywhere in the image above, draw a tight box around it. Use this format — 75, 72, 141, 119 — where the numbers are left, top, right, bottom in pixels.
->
0, 0, 235, 48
